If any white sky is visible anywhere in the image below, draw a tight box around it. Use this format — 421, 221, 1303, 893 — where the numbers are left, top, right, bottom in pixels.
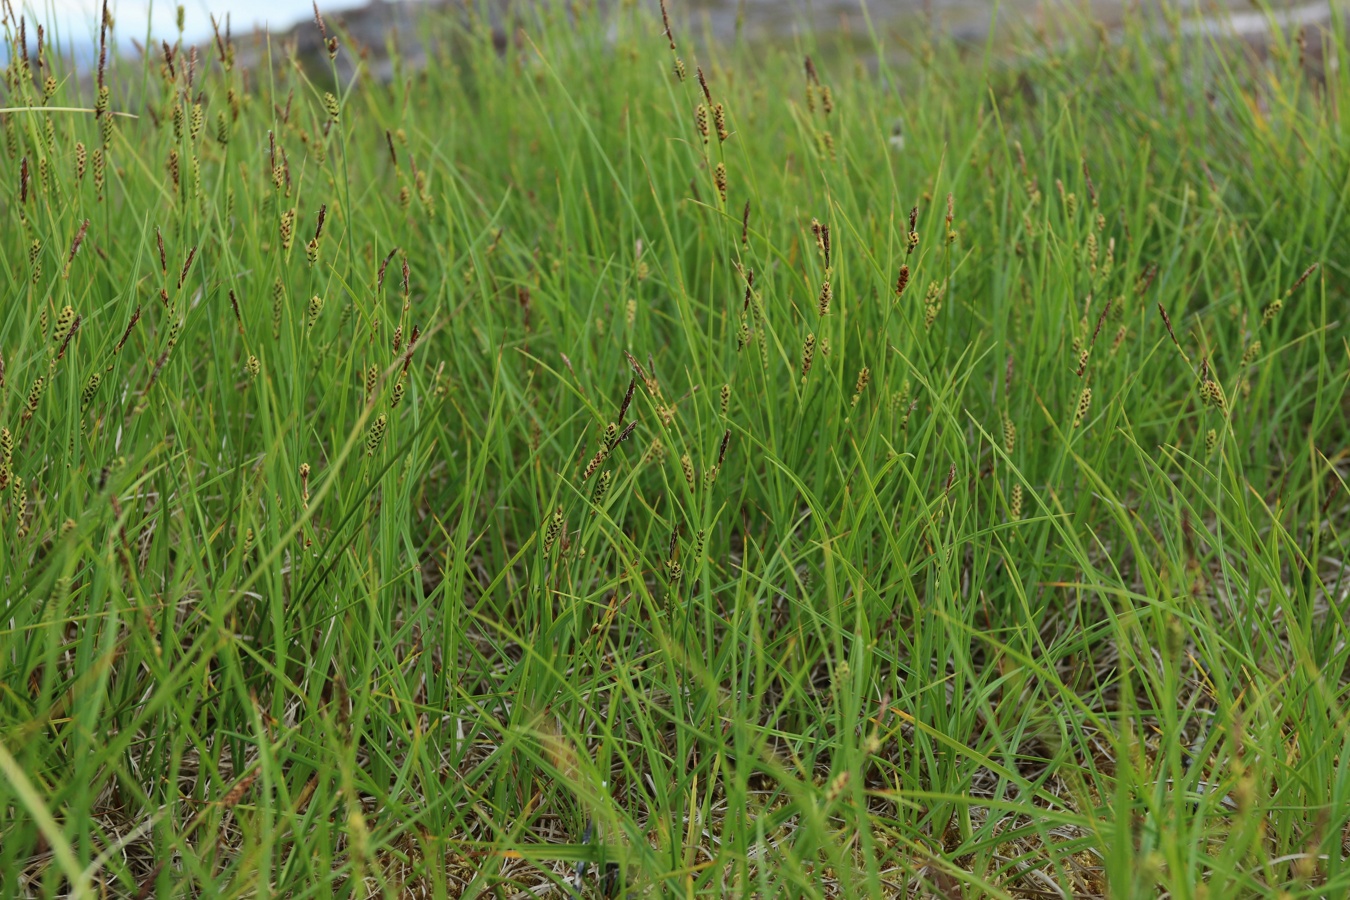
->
13, 0, 334, 47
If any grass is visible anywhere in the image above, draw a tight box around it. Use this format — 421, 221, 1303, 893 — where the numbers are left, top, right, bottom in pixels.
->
1, 0, 1348, 896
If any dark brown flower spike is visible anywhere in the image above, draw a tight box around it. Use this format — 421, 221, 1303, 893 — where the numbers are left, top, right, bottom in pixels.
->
618, 376, 636, 426
1157, 303, 1189, 361
178, 247, 197, 289
114, 306, 142, 354
659, 0, 675, 49
229, 290, 244, 335
377, 247, 398, 292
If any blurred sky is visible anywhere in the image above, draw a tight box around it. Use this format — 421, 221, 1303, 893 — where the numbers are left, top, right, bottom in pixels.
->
15, 0, 337, 46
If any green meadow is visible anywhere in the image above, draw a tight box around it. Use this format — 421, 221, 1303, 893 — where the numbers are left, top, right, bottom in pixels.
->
1, 1, 1348, 896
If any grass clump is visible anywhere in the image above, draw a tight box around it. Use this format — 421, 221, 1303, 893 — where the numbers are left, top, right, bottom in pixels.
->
1, 1, 1348, 896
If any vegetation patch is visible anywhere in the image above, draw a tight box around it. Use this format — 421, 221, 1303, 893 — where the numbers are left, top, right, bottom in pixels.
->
0, 1, 1347, 896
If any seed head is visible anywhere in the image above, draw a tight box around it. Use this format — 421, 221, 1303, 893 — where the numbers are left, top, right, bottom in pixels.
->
92, 148, 105, 197
365, 414, 387, 455
817, 279, 832, 317
98, 88, 116, 147
391, 381, 405, 407
322, 92, 340, 122
1010, 483, 1023, 520
680, 453, 695, 490
543, 506, 564, 554
590, 470, 612, 511
271, 278, 285, 338
583, 446, 609, 481
22, 376, 45, 422
306, 295, 324, 328
895, 265, 910, 298
167, 316, 184, 350
1261, 298, 1282, 326
279, 209, 296, 251
246, 355, 260, 379
189, 102, 204, 142
53, 306, 76, 344
673, 57, 686, 81
720, 383, 730, 415
82, 372, 102, 407
851, 367, 870, 407
1002, 412, 1016, 455
1200, 379, 1226, 414
1205, 428, 1218, 456
12, 477, 26, 536
801, 333, 816, 380
713, 103, 728, 142
713, 163, 727, 204
29, 240, 43, 284
695, 104, 709, 143
221, 773, 256, 810
1073, 387, 1092, 428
